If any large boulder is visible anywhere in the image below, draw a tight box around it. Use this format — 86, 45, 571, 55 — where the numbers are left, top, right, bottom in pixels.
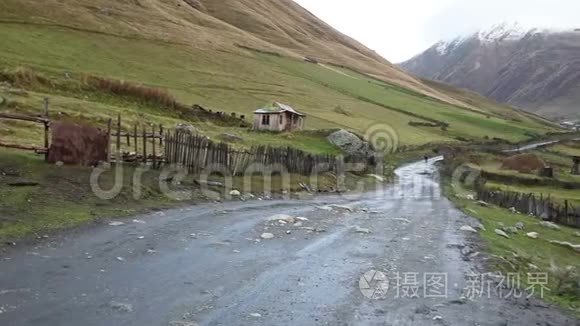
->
327, 129, 373, 157
176, 123, 198, 134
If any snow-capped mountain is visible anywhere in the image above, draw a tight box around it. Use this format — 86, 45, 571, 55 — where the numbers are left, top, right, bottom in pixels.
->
477, 22, 534, 42
434, 22, 555, 55
400, 23, 580, 119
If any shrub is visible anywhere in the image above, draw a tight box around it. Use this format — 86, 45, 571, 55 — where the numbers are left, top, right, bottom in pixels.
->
0, 67, 52, 87
82, 76, 179, 109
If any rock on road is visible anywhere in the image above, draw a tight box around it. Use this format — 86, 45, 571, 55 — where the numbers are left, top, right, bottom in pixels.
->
0, 160, 576, 325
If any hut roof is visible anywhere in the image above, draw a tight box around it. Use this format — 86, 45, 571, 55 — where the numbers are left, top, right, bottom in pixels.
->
254, 102, 305, 116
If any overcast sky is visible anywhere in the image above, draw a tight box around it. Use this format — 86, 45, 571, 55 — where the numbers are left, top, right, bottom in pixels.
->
294, 0, 580, 63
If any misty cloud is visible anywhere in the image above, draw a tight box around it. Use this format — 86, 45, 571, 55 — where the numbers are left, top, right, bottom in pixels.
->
295, 0, 579, 62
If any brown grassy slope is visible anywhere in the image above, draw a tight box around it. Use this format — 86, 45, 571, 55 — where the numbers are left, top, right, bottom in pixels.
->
198, 0, 470, 107
0, 0, 467, 108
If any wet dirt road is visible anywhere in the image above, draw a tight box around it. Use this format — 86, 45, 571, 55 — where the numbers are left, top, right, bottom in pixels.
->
0, 160, 576, 325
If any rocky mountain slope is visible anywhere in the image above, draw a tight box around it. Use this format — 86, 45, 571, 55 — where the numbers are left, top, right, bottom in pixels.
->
400, 22, 580, 119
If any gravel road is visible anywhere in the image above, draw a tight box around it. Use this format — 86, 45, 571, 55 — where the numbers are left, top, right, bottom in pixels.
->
0, 159, 576, 325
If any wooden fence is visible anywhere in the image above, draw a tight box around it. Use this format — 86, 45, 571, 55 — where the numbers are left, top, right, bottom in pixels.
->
108, 114, 165, 167
476, 188, 580, 228
0, 98, 50, 159
0, 101, 163, 166
2, 104, 376, 176
163, 130, 347, 176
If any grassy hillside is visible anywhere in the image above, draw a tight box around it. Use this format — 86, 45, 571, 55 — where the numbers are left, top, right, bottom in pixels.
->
0, 0, 460, 103
0, 0, 561, 152
421, 78, 560, 129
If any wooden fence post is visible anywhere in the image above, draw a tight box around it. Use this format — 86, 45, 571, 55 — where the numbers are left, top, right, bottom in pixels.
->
571, 156, 580, 175
133, 124, 138, 155
475, 188, 580, 228
564, 200, 569, 225
43, 98, 49, 161
106, 118, 112, 163
164, 131, 170, 166
152, 125, 157, 169
142, 126, 147, 164
116, 113, 121, 160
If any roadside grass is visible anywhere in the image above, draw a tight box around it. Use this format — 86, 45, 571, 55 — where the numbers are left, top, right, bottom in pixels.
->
447, 147, 580, 315
0, 149, 179, 241
0, 148, 387, 242
448, 184, 580, 315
